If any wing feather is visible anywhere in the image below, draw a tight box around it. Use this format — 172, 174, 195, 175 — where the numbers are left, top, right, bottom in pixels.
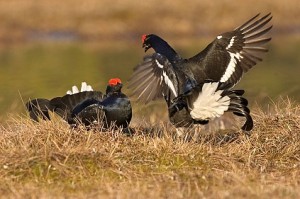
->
187, 13, 272, 86
128, 53, 179, 104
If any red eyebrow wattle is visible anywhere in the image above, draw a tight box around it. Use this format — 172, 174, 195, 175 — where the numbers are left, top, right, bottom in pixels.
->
142, 34, 147, 43
108, 78, 122, 86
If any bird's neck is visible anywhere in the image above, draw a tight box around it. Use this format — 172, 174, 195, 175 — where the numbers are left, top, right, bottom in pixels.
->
152, 39, 181, 63
106, 91, 118, 96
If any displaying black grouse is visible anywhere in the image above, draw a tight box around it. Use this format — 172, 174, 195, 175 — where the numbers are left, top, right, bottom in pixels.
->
26, 78, 132, 129
128, 13, 273, 131
71, 78, 132, 129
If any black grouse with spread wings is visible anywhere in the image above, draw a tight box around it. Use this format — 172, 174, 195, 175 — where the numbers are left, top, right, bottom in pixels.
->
129, 13, 272, 103
128, 13, 272, 131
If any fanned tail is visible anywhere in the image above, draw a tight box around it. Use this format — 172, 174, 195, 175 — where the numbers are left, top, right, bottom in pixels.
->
26, 82, 102, 124
50, 91, 104, 122
66, 82, 93, 95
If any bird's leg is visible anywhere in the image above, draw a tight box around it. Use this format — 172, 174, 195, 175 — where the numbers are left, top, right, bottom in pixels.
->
168, 97, 187, 117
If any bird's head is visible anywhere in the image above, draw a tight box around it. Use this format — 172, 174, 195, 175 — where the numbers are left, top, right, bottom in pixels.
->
106, 78, 122, 94
142, 34, 156, 52
141, 34, 178, 62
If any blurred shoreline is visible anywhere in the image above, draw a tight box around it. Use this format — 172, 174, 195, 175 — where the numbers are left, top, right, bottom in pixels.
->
0, 0, 299, 47
0, 26, 300, 46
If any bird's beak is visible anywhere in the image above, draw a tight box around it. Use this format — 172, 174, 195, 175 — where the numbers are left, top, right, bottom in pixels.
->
142, 43, 151, 52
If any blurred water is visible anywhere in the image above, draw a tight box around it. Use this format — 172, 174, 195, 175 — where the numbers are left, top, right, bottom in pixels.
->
27, 31, 79, 42
0, 37, 299, 120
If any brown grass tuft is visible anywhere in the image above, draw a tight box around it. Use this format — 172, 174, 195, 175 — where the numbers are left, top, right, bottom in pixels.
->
0, 98, 299, 198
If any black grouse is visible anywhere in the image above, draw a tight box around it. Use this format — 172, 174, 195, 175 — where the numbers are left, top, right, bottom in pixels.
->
128, 13, 272, 131
26, 78, 132, 129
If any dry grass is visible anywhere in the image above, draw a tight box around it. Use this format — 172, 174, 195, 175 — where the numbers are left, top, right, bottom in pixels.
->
0, 97, 299, 198
0, 2, 299, 197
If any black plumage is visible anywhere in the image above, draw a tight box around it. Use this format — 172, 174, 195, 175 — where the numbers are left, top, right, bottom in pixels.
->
72, 79, 132, 129
128, 13, 272, 132
50, 91, 104, 124
26, 79, 132, 129
129, 13, 272, 103
26, 98, 52, 122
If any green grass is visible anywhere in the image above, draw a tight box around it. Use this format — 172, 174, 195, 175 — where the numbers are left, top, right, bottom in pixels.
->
0, 98, 299, 198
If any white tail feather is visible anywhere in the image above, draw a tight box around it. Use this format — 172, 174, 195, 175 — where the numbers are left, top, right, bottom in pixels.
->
190, 82, 230, 120
66, 82, 94, 95
81, 82, 88, 92
72, 86, 79, 94
87, 85, 93, 91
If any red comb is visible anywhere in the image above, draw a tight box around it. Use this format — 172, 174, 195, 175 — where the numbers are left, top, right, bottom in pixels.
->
142, 34, 147, 43
108, 78, 122, 86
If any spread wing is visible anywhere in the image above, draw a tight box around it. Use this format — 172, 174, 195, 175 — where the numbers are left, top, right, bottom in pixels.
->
128, 53, 179, 104
188, 13, 272, 86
